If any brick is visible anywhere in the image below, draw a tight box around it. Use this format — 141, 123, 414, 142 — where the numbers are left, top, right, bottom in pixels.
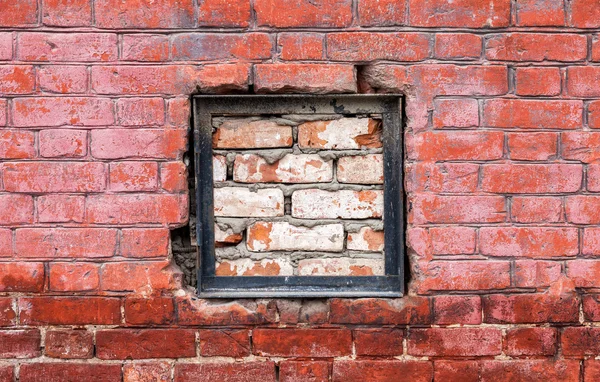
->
567, 260, 600, 287
49, 263, 100, 291
37, 195, 85, 223
590, 164, 600, 192
45, 330, 93, 359
172, 33, 272, 61
109, 162, 158, 192
483, 99, 583, 129
435, 33, 482, 60
0, 263, 44, 292
234, 154, 333, 183
124, 297, 175, 325
0, 329, 40, 358
279, 33, 323, 60
0, 195, 34, 224
161, 162, 187, 192
0, 229, 11, 258
514, 260, 562, 288
297, 258, 384, 276
430, 226, 476, 255
253, 329, 351, 357
0, 130, 35, 159
117, 98, 165, 126
570, 0, 600, 28
42, 0, 91, 26
515, 67, 561, 96
124, 362, 171, 382
330, 297, 432, 325
0, 302, 14, 326
198, 0, 250, 26
419, 261, 511, 292
407, 163, 479, 193
327, 33, 430, 61
584, 227, 600, 255
409, 328, 501, 357
0, 0, 37, 26
0, 65, 35, 94
333, 361, 432, 382
18, 33, 117, 61
13, 97, 114, 127
480, 360, 579, 382
594, 36, 600, 62
214, 119, 292, 149
19, 297, 120, 325
567, 67, 600, 97
275, 300, 329, 325
561, 132, 600, 163
585, 360, 600, 382
432, 98, 479, 128
566, 196, 600, 224
247, 222, 343, 252
101, 261, 177, 292
508, 132, 558, 161
20, 363, 121, 382
215, 224, 243, 247
504, 327, 557, 356
255, 0, 351, 27
410, 131, 503, 161
299, 118, 381, 149
122, 228, 169, 258
354, 329, 404, 356
347, 227, 384, 252
16, 228, 117, 258
480, 227, 578, 258
562, 327, 600, 356
122, 34, 169, 61
91, 129, 186, 159
280, 361, 330, 382
486, 33, 586, 61
95, 0, 194, 28
511, 196, 562, 223
411, 195, 506, 224
358, 0, 405, 26
292, 189, 383, 219
199, 329, 250, 357
434, 296, 481, 325
0, 33, 11, 60
39, 129, 87, 158
0, 365, 11, 382
516, 0, 565, 26
483, 294, 579, 323
3, 162, 106, 193
97, 329, 195, 359
254, 64, 356, 94
216, 258, 294, 276
38, 65, 88, 93
583, 295, 600, 321
87, 194, 187, 225
590, 101, 600, 128
434, 361, 479, 382
214, 187, 283, 217
337, 154, 383, 184
482, 164, 582, 194
175, 363, 276, 382
409, 0, 510, 27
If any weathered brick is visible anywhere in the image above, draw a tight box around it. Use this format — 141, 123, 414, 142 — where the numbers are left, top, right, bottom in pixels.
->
253, 329, 352, 357
97, 329, 195, 359
486, 33, 586, 61
435, 33, 482, 60
566, 260, 600, 288
483, 99, 583, 129
409, 0, 510, 27
0, 195, 34, 225
480, 227, 578, 258
516, 0, 565, 26
562, 327, 600, 356
234, 154, 333, 183
0, 0, 38, 27
354, 329, 403, 356
49, 263, 100, 291
117, 98, 165, 126
299, 118, 381, 149
514, 260, 562, 288
358, 0, 405, 26
172, 33, 272, 61
122, 35, 170, 62
333, 360, 433, 382
18, 33, 117, 61
347, 227, 384, 252
255, 0, 351, 27
95, 0, 194, 28
566, 196, 600, 224
45, 330, 94, 359
215, 224, 243, 247
91, 129, 186, 159
583, 295, 600, 321
480, 360, 579, 381
20, 363, 121, 382
123, 362, 171, 382
430, 226, 476, 255
279, 33, 324, 61
409, 328, 502, 357
292, 189, 383, 219
87, 194, 187, 224
38, 65, 88, 93
327, 33, 430, 61
216, 258, 293, 276
101, 261, 177, 292
160, 162, 188, 192
16, 228, 117, 258
0, 229, 11, 257
511, 196, 562, 223
122, 228, 169, 258
585, 360, 600, 382
590, 101, 600, 128
19, 297, 120, 325
247, 222, 343, 252
125, 297, 175, 325
254, 64, 356, 94
570, 0, 600, 28
330, 297, 432, 325
39, 129, 87, 158
567, 67, 600, 97
0, 329, 40, 358
584, 227, 600, 256
337, 154, 383, 184
0, 263, 44, 292
214, 119, 292, 149
13, 97, 114, 127
594, 36, 600, 62
0, 33, 11, 60
407, 163, 479, 193
109, 162, 158, 192
214, 187, 283, 217
42, 0, 92, 26
3, 162, 106, 193
410, 131, 504, 161
504, 327, 557, 356
37, 194, 85, 223
0, 298, 14, 326
434, 361, 479, 382
483, 294, 579, 323
432, 98, 479, 128
175, 363, 276, 382
298, 258, 384, 276
419, 261, 511, 292
515, 67, 561, 96
0, 65, 35, 94
434, 295, 481, 325
200, 329, 250, 357
411, 195, 506, 224
0, 130, 35, 159
481, 164, 582, 193
561, 132, 600, 163
198, 0, 250, 26
508, 132, 558, 161
280, 361, 330, 382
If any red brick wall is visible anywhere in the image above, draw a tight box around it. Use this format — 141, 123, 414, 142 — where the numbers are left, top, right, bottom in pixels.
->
1, 0, 600, 381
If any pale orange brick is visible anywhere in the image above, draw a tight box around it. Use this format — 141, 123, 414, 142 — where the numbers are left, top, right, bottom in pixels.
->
233, 154, 332, 183
247, 222, 343, 252
213, 119, 292, 149
337, 154, 383, 184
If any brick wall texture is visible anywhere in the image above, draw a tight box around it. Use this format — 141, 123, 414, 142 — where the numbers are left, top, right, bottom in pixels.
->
1, 0, 600, 381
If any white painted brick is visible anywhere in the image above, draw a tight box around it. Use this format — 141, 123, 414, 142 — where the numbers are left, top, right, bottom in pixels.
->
298, 118, 382, 149
213, 119, 293, 148
233, 154, 333, 183
297, 258, 384, 276
246, 222, 344, 252
214, 224, 243, 246
292, 189, 383, 219
337, 154, 384, 184
347, 227, 384, 251
214, 187, 284, 217
216, 258, 294, 276
213, 155, 227, 182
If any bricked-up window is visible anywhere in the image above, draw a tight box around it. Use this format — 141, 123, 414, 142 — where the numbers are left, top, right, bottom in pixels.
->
193, 95, 404, 297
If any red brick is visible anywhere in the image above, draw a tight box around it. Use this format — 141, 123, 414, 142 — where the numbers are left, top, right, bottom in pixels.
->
333, 360, 432, 382
327, 33, 430, 61
337, 154, 383, 184
483, 294, 579, 323
42, 0, 91, 26
411, 195, 506, 224
160, 162, 187, 192
91, 129, 186, 159
0, 99, 6, 125
0, 298, 14, 326
117, 98, 165, 126
407, 163, 479, 193
434, 296, 481, 325
234, 154, 332, 183
487, 33, 586, 61
279, 33, 324, 61
254, 64, 356, 94
175, 363, 276, 382
516, 0, 565, 26
95, 0, 194, 28
20, 363, 121, 382
567, 260, 600, 288
511, 196, 562, 223
121, 228, 169, 258
515, 67, 561, 96
480, 227, 578, 258
482, 164, 582, 194
172, 33, 272, 61
101, 261, 177, 292
280, 361, 330, 382
562, 327, 600, 356
13, 97, 114, 127
409, 328, 501, 357
0, 195, 34, 225
255, 0, 351, 27
0, 130, 35, 159
594, 35, 600, 62
49, 263, 100, 291
567, 67, 600, 97
590, 101, 600, 128
0, 33, 11, 60
431, 226, 477, 255
0, 329, 40, 358
16, 228, 117, 259
97, 329, 195, 359
123, 362, 171, 382
122, 34, 170, 62
435, 33, 482, 60
198, 0, 250, 26
562, 132, 600, 163
0, 0, 37, 26
199, 329, 250, 357
4, 162, 106, 193
419, 261, 511, 292
39, 129, 87, 158
589, 164, 600, 192
0, 365, 12, 382
409, 0, 510, 27
166, 98, 190, 127
354, 329, 404, 356
358, 0, 405, 26
274, 300, 329, 325
480, 360, 580, 382
330, 296, 432, 325
570, 0, 600, 28
38, 65, 88, 93
508, 132, 558, 161
585, 360, 600, 382
432, 98, 479, 128
253, 329, 351, 357
0, 65, 35, 94
37, 194, 85, 223
483, 99, 583, 129
45, 330, 93, 359
583, 295, 600, 321
109, 162, 158, 192
504, 327, 557, 356
514, 260, 562, 288
87, 194, 187, 225
0, 229, 10, 258
410, 131, 504, 161
584, 227, 600, 256
0, 263, 44, 292
175, 297, 276, 326
125, 297, 175, 325
566, 196, 600, 224
18, 33, 117, 62
19, 297, 120, 325
434, 361, 479, 382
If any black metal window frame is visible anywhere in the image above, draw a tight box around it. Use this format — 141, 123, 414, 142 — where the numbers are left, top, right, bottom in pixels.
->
193, 94, 404, 298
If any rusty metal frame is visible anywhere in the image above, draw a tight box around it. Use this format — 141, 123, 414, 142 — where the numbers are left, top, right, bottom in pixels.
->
192, 94, 404, 298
